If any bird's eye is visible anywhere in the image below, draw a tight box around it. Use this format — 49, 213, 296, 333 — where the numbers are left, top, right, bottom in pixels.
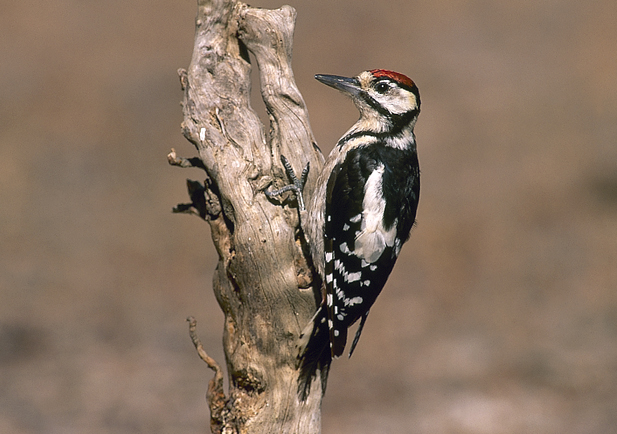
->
375, 81, 390, 94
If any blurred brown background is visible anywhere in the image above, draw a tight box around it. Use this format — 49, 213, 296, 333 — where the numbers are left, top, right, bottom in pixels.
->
1, 0, 616, 433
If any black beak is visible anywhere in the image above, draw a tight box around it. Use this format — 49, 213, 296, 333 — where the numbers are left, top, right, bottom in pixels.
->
315, 74, 362, 97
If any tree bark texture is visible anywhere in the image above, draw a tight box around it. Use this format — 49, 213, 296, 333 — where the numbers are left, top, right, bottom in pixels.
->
173, 1, 325, 432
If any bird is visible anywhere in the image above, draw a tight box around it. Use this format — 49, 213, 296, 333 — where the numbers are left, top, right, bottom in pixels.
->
268, 69, 421, 399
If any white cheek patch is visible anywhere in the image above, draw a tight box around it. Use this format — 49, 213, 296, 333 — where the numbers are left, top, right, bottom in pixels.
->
406, 93, 417, 112
373, 88, 416, 115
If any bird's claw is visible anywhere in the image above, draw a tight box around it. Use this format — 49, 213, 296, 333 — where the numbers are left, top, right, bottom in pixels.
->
266, 155, 310, 211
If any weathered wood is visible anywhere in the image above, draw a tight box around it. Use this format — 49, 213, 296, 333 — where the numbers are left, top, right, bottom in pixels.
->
174, 0, 325, 432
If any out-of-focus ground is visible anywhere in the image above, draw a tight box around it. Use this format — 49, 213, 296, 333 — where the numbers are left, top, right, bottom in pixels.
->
1, 0, 616, 433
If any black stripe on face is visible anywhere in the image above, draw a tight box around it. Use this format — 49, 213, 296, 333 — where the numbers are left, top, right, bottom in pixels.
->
390, 109, 419, 134
359, 91, 393, 119
356, 88, 419, 132
337, 108, 419, 147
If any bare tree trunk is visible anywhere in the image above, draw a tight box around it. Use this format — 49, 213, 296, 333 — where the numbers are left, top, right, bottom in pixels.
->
170, 0, 325, 432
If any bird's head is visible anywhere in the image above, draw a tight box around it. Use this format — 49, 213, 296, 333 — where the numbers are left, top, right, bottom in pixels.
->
315, 69, 420, 134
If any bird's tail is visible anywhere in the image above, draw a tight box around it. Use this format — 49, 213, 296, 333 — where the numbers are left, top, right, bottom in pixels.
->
297, 306, 332, 401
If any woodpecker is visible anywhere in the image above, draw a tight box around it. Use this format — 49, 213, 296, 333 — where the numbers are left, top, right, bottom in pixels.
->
268, 69, 420, 398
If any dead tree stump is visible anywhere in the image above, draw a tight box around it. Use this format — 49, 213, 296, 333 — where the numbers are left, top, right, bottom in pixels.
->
170, 1, 326, 432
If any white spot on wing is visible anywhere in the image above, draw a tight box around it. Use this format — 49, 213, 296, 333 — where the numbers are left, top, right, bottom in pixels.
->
343, 296, 363, 307
353, 164, 397, 263
346, 271, 362, 283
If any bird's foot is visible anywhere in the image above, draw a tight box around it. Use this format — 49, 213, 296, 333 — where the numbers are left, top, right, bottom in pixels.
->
266, 155, 310, 211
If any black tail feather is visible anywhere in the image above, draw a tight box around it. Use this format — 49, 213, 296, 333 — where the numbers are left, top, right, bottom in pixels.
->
297, 307, 332, 401
348, 311, 369, 358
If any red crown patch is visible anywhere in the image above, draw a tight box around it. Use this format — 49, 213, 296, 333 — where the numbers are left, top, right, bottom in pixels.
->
369, 69, 415, 89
